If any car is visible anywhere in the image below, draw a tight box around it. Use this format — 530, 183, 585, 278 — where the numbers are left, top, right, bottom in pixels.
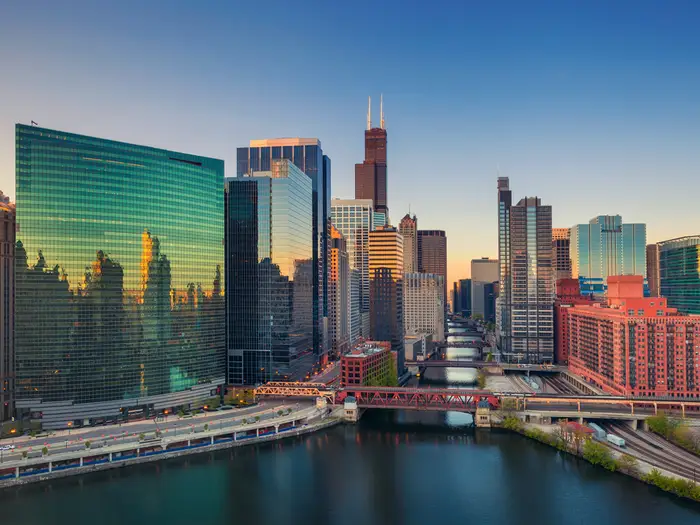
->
0, 444, 16, 451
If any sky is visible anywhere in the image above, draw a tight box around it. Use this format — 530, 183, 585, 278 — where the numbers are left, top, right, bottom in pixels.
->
1, 0, 699, 286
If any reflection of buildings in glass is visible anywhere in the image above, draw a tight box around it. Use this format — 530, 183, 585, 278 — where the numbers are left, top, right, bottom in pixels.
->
14, 124, 225, 427
226, 159, 314, 384
659, 236, 700, 315
0, 193, 15, 421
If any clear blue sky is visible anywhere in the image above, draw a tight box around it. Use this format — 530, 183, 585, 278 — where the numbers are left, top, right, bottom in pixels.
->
1, 0, 699, 285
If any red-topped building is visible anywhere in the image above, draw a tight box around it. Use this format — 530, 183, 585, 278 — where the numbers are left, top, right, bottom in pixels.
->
554, 279, 596, 364
566, 276, 700, 397
340, 341, 394, 387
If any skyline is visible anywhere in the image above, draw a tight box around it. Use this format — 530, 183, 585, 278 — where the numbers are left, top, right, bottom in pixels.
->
2, 1, 700, 286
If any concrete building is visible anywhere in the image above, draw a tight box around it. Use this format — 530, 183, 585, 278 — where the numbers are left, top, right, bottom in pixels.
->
453, 278, 472, 318
0, 192, 14, 421
554, 278, 596, 365
331, 199, 374, 338
567, 275, 700, 397
404, 334, 433, 361
355, 97, 388, 215
552, 228, 572, 280
570, 215, 646, 297
496, 177, 512, 356
483, 281, 498, 324
340, 341, 394, 387
659, 236, 700, 315
646, 243, 660, 297
369, 226, 404, 373
329, 225, 350, 357
398, 214, 418, 273
471, 258, 499, 319
404, 273, 445, 342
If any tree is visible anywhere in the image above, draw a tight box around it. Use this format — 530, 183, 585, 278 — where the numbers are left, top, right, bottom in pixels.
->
22, 450, 28, 460
485, 352, 494, 362
616, 454, 639, 475
277, 410, 284, 417
476, 371, 487, 389
138, 433, 145, 441
254, 416, 260, 423
582, 439, 616, 471
502, 416, 522, 432
204, 424, 209, 432
85, 441, 91, 450
242, 419, 248, 425
41, 447, 49, 456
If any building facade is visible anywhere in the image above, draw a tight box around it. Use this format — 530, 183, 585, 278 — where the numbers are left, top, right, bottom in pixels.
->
355, 97, 388, 215
237, 139, 331, 362
226, 160, 314, 385
0, 192, 14, 421
457, 278, 472, 318
496, 177, 512, 354
483, 281, 498, 324
554, 278, 595, 364
646, 243, 660, 297
567, 276, 700, 397
329, 225, 350, 357
369, 226, 404, 373
340, 341, 394, 387
417, 229, 447, 315
15, 125, 225, 428
331, 199, 374, 338
471, 258, 499, 319
659, 236, 700, 315
404, 273, 445, 342
570, 215, 646, 297
552, 227, 572, 280
398, 214, 418, 273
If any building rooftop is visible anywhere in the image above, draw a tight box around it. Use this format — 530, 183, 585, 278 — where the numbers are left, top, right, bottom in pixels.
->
344, 341, 390, 359
249, 138, 320, 147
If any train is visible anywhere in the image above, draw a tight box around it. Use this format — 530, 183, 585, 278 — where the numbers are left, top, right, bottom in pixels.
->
607, 434, 625, 447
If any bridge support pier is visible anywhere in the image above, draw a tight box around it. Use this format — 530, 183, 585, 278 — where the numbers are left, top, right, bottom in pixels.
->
627, 420, 638, 431
578, 417, 584, 425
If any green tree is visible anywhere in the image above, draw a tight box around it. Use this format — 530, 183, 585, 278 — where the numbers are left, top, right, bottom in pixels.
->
502, 416, 522, 432
254, 416, 260, 423
582, 439, 616, 471
138, 433, 145, 441
22, 450, 28, 460
41, 446, 49, 456
84, 441, 91, 450
485, 352, 494, 362
476, 370, 487, 389
616, 454, 639, 475
203, 424, 209, 432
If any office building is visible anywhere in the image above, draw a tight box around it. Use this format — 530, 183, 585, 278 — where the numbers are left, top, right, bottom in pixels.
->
456, 278, 472, 318
331, 199, 374, 338
355, 96, 388, 215
567, 276, 700, 397
226, 160, 314, 385
369, 226, 404, 373
471, 258, 499, 319
496, 177, 512, 354
404, 273, 445, 342
554, 278, 595, 364
340, 341, 394, 387
483, 281, 498, 324
659, 236, 700, 315
404, 334, 433, 361
646, 243, 660, 297
399, 214, 418, 273
329, 225, 350, 357
0, 192, 14, 421
237, 139, 331, 362
15, 125, 225, 428
417, 229, 447, 315
552, 228, 572, 280
570, 215, 646, 297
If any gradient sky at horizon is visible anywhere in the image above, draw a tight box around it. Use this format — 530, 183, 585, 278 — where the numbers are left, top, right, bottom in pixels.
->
1, 0, 699, 286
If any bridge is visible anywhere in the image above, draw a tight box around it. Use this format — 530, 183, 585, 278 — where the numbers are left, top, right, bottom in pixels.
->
405, 360, 565, 373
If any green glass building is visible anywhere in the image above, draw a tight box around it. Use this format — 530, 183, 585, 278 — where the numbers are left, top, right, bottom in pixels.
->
15, 124, 225, 428
659, 236, 700, 315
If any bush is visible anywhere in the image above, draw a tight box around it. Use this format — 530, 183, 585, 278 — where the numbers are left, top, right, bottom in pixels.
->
85, 441, 91, 450
254, 416, 260, 422
615, 454, 639, 475
203, 424, 209, 432
502, 416, 522, 431
41, 446, 48, 456
138, 433, 145, 441
643, 469, 700, 501
277, 410, 284, 417
476, 371, 487, 390
583, 439, 616, 471
242, 419, 248, 425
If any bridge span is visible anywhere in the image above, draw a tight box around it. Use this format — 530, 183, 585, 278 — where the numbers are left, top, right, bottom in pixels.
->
405, 360, 565, 373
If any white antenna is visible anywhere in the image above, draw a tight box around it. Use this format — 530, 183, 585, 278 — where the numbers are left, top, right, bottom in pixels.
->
380, 94, 385, 129
367, 96, 372, 130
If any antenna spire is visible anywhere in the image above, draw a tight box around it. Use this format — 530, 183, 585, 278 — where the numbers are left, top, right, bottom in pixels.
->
367, 96, 372, 130
380, 94, 385, 129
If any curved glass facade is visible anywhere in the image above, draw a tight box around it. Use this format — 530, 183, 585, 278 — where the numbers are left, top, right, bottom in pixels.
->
15, 125, 225, 423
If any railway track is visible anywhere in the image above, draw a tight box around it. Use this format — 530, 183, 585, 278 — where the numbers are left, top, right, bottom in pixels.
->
544, 376, 581, 395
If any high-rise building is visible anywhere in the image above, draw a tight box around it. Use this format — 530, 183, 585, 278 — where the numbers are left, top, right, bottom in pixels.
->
483, 281, 498, 324
659, 236, 700, 315
15, 124, 225, 428
0, 191, 15, 421
368, 226, 404, 373
496, 177, 512, 354
417, 229, 447, 315
355, 96, 388, 215
331, 199, 374, 338
398, 214, 418, 273
457, 278, 472, 318
646, 243, 660, 297
471, 258, 499, 319
497, 187, 554, 363
226, 160, 314, 385
329, 225, 350, 357
554, 278, 595, 364
404, 273, 445, 342
552, 228, 572, 280
237, 139, 331, 363
567, 275, 700, 397
570, 215, 646, 296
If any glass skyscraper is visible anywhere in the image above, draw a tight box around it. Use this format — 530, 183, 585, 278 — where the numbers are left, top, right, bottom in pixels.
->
659, 236, 700, 315
237, 139, 330, 362
225, 160, 314, 384
15, 125, 225, 428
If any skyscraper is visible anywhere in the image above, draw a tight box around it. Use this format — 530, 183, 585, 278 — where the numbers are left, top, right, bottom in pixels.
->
331, 199, 374, 339
0, 192, 14, 421
457, 278, 472, 318
570, 215, 646, 296
417, 229, 447, 315
471, 258, 499, 319
237, 139, 331, 363
329, 225, 350, 357
355, 96, 388, 215
496, 177, 512, 354
226, 160, 314, 385
369, 226, 404, 373
404, 273, 445, 342
398, 214, 418, 273
552, 227, 572, 280
15, 124, 225, 428
646, 243, 660, 297
659, 236, 700, 315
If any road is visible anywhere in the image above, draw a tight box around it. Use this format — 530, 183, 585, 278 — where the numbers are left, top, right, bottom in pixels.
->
0, 400, 313, 463
312, 361, 340, 385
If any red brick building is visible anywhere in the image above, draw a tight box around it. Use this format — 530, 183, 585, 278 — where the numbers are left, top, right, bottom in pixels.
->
567, 276, 700, 398
340, 341, 394, 386
554, 279, 596, 364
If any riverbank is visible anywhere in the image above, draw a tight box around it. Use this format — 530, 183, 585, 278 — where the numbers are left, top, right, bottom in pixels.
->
0, 410, 341, 489
498, 415, 700, 503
